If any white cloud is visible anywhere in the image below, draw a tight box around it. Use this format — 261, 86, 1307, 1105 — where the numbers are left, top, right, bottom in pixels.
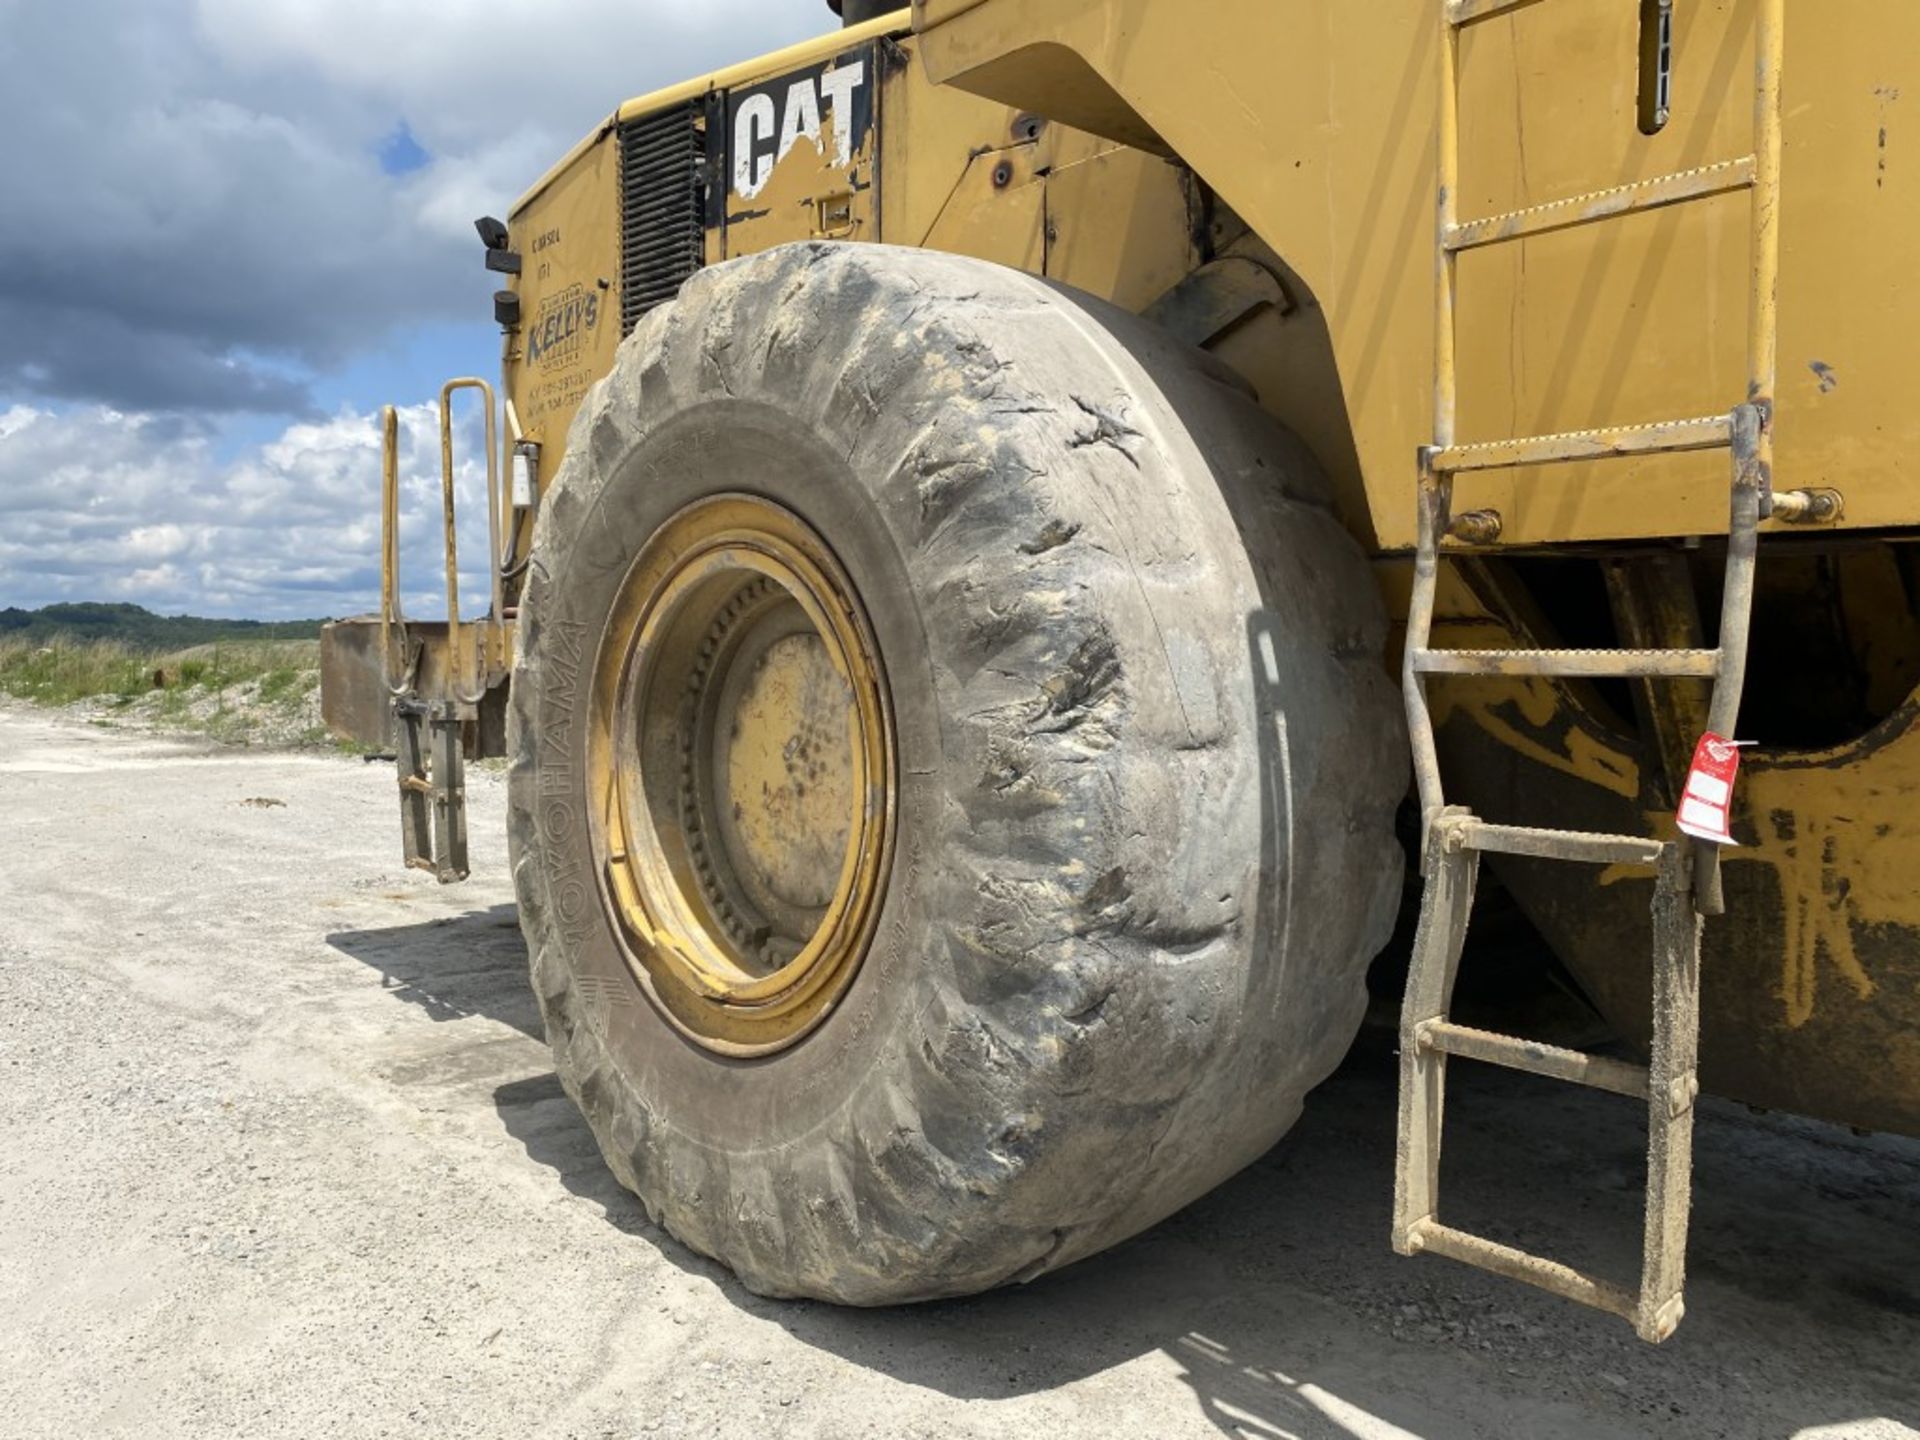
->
194, 0, 823, 148
0, 403, 501, 621
0, 0, 842, 617
0, 0, 826, 413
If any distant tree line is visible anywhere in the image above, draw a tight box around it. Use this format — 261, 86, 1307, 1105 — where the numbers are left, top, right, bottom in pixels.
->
0, 603, 326, 648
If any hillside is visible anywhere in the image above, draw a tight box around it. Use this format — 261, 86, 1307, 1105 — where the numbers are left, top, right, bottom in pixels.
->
0, 602, 326, 649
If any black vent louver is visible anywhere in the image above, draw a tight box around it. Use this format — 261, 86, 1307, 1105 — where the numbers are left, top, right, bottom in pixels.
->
619, 104, 705, 336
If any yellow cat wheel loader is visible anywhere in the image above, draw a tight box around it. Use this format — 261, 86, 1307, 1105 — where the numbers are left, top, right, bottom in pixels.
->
321, 0, 1920, 1341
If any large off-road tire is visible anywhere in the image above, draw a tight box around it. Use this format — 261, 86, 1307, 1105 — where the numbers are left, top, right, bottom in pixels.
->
507, 242, 1405, 1304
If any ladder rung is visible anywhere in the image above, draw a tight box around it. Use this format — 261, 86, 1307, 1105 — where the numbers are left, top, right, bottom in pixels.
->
1448, 0, 1551, 24
1416, 1019, 1652, 1099
1429, 414, 1733, 474
1454, 819, 1667, 866
1411, 647, 1720, 678
1402, 1219, 1638, 1322
1447, 158, 1756, 252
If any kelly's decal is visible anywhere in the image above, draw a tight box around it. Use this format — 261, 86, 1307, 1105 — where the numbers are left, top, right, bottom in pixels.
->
525, 282, 601, 371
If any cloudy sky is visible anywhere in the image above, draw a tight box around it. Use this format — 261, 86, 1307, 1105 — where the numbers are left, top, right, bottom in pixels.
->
0, 0, 827, 619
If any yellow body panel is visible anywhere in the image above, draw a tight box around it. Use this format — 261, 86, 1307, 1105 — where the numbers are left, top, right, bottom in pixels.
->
913, 0, 1920, 548
505, 17, 1195, 493
502, 135, 623, 494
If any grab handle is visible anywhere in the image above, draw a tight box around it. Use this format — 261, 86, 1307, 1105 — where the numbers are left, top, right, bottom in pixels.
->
439, 378, 502, 705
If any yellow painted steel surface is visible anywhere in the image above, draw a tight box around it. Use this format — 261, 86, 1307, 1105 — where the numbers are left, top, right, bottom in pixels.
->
505, 11, 1194, 494
513, 10, 915, 220
913, 0, 1920, 549
503, 135, 622, 497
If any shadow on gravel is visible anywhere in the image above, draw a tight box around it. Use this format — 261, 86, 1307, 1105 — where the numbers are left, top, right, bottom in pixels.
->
491, 1025, 1920, 1438
332, 901, 1920, 1437
325, 906, 657, 1233
325, 903, 543, 1041
494, 1072, 654, 1235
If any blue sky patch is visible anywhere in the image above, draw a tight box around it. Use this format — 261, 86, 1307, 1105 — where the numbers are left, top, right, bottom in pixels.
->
377, 120, 430, 176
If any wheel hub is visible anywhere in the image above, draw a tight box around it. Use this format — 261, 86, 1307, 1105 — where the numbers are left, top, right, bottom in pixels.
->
588, 495, 894, 1055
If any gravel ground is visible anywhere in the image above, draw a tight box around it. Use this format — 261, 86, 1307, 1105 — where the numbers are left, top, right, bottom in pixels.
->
2, 700, 1917, 1440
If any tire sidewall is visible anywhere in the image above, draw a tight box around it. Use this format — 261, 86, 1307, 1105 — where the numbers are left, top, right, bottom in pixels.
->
519, 399, 947, 1153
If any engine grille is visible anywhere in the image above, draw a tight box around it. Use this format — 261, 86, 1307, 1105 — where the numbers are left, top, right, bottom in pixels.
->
619, 104, 705, 336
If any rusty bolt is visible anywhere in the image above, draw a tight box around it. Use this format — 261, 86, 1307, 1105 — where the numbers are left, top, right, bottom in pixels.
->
1768, 487, 1844, 524
1445, 509, 1504, 546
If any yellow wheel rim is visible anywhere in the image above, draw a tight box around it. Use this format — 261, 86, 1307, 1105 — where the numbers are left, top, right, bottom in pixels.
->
587, 495, 895, 1056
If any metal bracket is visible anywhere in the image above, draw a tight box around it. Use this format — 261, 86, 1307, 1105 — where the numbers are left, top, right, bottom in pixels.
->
394, 699, 470, 884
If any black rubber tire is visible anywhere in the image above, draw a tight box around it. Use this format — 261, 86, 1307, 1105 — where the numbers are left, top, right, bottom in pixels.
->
507, 242, 1406, 1304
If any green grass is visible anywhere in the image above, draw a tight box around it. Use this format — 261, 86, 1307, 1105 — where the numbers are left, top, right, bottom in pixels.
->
0, 637, 156, 706
257, 664, 308, 703
0, 636, 325, 746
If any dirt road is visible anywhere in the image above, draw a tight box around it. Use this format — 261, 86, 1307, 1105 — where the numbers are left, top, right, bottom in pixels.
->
2, 702, 1916, 1440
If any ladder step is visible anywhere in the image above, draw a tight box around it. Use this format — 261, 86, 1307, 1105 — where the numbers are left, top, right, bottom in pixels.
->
1454, 819, 1667, 866
1447, 158, 1756, 251
394, 704, 433, 874
1448, 0, 1551, 24
1429, 414, 1732, 474
1411, 646, 1720, 678
1416, 1019, 1652, 1099
1401, 1219, 1639, 1323
392, 699, 469, 885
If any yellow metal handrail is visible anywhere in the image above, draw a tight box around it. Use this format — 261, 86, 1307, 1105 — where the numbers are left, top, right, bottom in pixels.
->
378, 406, 416, 698
439, 378, 502, 705
377, 382, 506, 704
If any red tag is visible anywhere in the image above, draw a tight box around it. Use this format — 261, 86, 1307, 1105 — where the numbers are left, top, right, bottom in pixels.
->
1675, 732, 1743, 845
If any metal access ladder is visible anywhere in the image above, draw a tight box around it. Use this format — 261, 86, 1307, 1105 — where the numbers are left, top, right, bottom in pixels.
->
380, 379, 506, 884
1393, 0, 1797, 1343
